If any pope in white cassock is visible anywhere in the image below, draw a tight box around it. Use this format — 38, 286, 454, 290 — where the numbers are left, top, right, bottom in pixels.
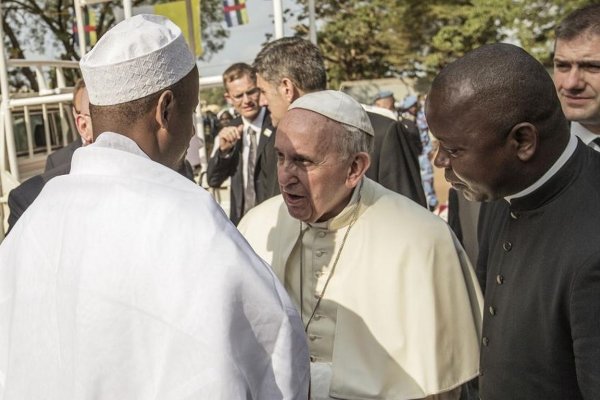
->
238, 90, 484, 400
0, 15, 309, 399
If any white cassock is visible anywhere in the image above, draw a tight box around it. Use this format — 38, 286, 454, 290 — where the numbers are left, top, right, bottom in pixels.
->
0, 132, 309, 400
239, 178, 483, 400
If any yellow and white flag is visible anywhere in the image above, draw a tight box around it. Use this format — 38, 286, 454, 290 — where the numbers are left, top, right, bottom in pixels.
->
154, 1, 202, 56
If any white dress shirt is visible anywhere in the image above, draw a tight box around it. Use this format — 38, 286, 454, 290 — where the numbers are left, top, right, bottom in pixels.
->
571, 121, 600, 152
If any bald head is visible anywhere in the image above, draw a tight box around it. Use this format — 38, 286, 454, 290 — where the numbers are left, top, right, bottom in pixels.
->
428, 43, 565, 138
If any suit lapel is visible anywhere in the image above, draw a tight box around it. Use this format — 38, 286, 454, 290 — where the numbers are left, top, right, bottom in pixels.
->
254, 111, 275, 179
256, 112, 273, 158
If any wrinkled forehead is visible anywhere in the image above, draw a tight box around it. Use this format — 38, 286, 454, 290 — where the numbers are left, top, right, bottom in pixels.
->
280, 108, 323, 130
277, 108, 340, 143
554, 31, 600, 58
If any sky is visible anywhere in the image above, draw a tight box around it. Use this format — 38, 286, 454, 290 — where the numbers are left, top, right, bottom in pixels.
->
197, 0, 302, 79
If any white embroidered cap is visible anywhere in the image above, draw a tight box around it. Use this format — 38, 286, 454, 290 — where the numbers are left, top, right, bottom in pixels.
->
288, 90, 375, 136
80, 14, 196, 106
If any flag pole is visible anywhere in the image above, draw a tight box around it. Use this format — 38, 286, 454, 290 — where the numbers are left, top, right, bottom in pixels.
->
74, 0, 87, 56
273, 0, 284, 39
308, 0, 316, 45
123, 0, 133, 18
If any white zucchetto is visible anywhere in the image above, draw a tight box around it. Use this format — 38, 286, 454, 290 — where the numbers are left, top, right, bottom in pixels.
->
288, 90, 375, 136
80, 14, 196, 106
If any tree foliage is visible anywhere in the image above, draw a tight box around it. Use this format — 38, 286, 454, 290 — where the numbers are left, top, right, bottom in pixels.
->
1, 0, 228, 91
293, 0, 598, 87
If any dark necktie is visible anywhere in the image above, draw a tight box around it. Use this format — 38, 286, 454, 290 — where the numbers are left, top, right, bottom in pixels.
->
244, 128, 257, 213
592, 137, 600, 151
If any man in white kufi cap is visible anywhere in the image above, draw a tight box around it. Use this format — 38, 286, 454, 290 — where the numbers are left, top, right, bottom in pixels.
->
0, 14, 308, 399
238, 90, 483, 399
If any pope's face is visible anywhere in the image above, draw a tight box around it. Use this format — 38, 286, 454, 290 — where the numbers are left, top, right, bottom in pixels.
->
554, 33, 600, 132
275, 109, 354, 223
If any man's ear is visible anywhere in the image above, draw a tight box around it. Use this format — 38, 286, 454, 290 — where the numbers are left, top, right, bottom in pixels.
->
75, 114, 93, 144
509, 122, 538, 162
346, 152, 371, 189
224, 91, 232, 105
280, 78, 299, 103
155, 90, 175, 130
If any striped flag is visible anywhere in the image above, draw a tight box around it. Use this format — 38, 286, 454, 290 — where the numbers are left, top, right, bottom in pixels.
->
72, 7, 97, 47
223, 0, 249, 28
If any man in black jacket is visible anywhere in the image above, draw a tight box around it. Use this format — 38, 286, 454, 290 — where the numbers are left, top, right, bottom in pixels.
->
206, 63, 276, 225
427, 43, 600, 400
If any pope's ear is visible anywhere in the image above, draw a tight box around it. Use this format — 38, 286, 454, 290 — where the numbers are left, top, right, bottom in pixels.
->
346, 152, 370, 188
155, 90, 175, 130
509, 122, 538, 162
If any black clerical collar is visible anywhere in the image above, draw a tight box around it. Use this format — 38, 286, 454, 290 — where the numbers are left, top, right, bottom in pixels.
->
505, 134, 577, 204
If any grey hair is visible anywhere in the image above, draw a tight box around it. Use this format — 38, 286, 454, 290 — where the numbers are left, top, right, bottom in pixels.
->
334, 122, 373, 160
253, 37, 327, 92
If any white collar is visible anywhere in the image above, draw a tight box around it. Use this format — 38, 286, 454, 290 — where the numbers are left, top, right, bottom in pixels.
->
93, 132, 150, 159
242, 107, 266, 134
505, 134, 577, 203
571, 121, 600, 146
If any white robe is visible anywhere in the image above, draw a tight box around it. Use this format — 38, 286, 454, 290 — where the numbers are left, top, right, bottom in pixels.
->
0, 132, 309, 399
238, 178, 483, 399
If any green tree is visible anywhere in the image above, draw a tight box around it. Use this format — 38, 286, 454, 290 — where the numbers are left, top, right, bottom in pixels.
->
412, 0, 596, 73
293, 0, 408, 87
512, 0, 593, 64
293, 0, 598, 85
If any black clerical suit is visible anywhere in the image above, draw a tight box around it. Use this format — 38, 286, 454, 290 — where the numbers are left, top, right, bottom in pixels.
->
477, 140, 600, 399
365, 111, 426, 207
207, 111, 276, 225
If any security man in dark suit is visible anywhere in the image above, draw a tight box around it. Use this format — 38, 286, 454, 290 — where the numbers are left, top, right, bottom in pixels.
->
206, 63, 277, 225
